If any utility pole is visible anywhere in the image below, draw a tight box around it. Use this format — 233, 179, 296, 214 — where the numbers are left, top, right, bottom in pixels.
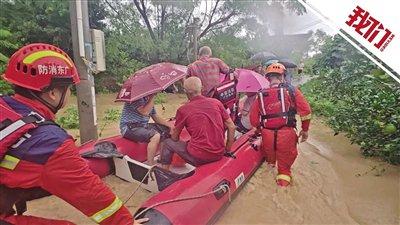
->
69, 0, 98, 143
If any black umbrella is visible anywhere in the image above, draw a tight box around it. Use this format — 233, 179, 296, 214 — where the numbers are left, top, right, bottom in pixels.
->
279, 58, 297, 68
250, 52, 278, 63
251, 52, 297, 68
250, 52, 298, 84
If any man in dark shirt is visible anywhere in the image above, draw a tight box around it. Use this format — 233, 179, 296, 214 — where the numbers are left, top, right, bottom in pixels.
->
160, 77, 236, 170
187, 46, 230, 97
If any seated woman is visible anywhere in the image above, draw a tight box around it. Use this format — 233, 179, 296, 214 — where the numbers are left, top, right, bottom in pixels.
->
119, 93, 172, 165
159, 77, 236, 170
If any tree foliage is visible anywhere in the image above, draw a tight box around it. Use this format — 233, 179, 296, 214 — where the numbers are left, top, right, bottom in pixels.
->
1, 0, 71, 52
97, 0, 305, 90
201, 34, 252, 68
0, 28, 19, 95
0, 0, 306, 94
302, 35, 400, 164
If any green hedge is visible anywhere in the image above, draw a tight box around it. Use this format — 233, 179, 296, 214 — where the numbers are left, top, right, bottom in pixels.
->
0, 79, 13, 95
301, 34, 400, 164
301, 77, 400, 164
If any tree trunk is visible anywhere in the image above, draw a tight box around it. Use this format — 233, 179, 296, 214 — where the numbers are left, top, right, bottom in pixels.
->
133, 0, 157, 42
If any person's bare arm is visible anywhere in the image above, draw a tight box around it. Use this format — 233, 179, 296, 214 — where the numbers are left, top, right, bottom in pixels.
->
170, 109, 185, 141
137, 95, 155, 116
241, 95, 255, 116
186, 65, 193, 78
170, 126, 183, 142
218, 59, 230, 75
151, 113, 173, 129
224, 118, 236, 151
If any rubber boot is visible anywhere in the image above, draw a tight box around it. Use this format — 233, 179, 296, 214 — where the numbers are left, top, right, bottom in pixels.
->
276, 174, 291, 187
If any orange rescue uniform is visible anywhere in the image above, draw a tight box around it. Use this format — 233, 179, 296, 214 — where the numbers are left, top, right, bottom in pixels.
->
250, 84, 311, 182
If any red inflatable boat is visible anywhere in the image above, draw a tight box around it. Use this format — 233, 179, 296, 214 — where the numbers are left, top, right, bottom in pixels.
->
78, 129, 264, 225
135, 132, 263, 225
77, 81, 265, 224
78, 127, 192, 178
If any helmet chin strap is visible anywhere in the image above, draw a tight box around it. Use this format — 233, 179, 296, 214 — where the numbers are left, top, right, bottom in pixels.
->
55, 87, 68, 112
29, 87, 68, 114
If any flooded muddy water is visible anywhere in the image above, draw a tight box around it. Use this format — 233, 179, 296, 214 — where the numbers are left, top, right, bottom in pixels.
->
27, 94, 399, 225
217, 119, 399, 225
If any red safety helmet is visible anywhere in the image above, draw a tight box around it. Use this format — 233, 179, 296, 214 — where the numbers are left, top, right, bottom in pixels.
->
4, 43, 80, 91
265, 63, 286, 77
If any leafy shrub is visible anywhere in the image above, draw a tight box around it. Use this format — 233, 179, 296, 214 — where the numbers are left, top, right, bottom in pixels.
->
302, 77, 400, 164
0, 79, 13, 95
57, 106, 79, 129
99, 108, 121, 137
103, 108, 121, 122
301, 35, 400, 164
155, 92, 167, 105
300, 78, 336, 117
0, 28, 19, 96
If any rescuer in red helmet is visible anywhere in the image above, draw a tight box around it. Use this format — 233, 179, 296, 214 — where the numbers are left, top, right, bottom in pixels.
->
0, 43, 147, 224
249, 63, 312, 187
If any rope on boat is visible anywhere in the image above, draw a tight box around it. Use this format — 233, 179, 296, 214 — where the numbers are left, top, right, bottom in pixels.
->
123, 165, 155, 205
134, 184, 231, 219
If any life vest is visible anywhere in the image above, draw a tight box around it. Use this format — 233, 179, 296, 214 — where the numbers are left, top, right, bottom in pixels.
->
258, 83, 297, 129
211, 79, 239, 120
211, 79, 237, 108
0, 97, 56, 168
0, 97, 56, 216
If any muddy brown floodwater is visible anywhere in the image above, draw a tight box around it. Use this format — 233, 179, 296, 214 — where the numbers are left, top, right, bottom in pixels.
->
27, 93, 399, 225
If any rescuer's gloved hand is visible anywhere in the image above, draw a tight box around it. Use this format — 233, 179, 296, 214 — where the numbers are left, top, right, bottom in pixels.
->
299, 130, 309, 142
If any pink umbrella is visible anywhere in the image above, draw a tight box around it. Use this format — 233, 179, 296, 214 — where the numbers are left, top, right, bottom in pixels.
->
235, 68, 270, 93
116, 62, 187, 102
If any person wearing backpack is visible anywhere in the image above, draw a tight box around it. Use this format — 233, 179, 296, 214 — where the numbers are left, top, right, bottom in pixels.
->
0, 43, 148, 225
249, 63, 312, 187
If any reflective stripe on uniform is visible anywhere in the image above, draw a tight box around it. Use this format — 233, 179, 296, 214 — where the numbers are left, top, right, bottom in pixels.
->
258, 92, 267, 116
300, 114, 312, 121
0, 155, 20, 170
90, 197, 123, 223
276, 174, 291, 183
0, 119, 26, 141
23, 50, 73, 67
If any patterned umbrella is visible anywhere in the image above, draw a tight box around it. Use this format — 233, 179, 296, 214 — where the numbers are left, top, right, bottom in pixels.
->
116, 62, 187, 102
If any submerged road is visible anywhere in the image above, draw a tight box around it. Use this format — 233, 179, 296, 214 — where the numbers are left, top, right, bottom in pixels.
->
217, 119, 399, 225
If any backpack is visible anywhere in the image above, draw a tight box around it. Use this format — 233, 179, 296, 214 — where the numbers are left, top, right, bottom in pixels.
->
211, 79, 239, 120
211, 79, 237, 109
257, 83, 297, 129
0, 97, 56, 215
0, 97, 56, 165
